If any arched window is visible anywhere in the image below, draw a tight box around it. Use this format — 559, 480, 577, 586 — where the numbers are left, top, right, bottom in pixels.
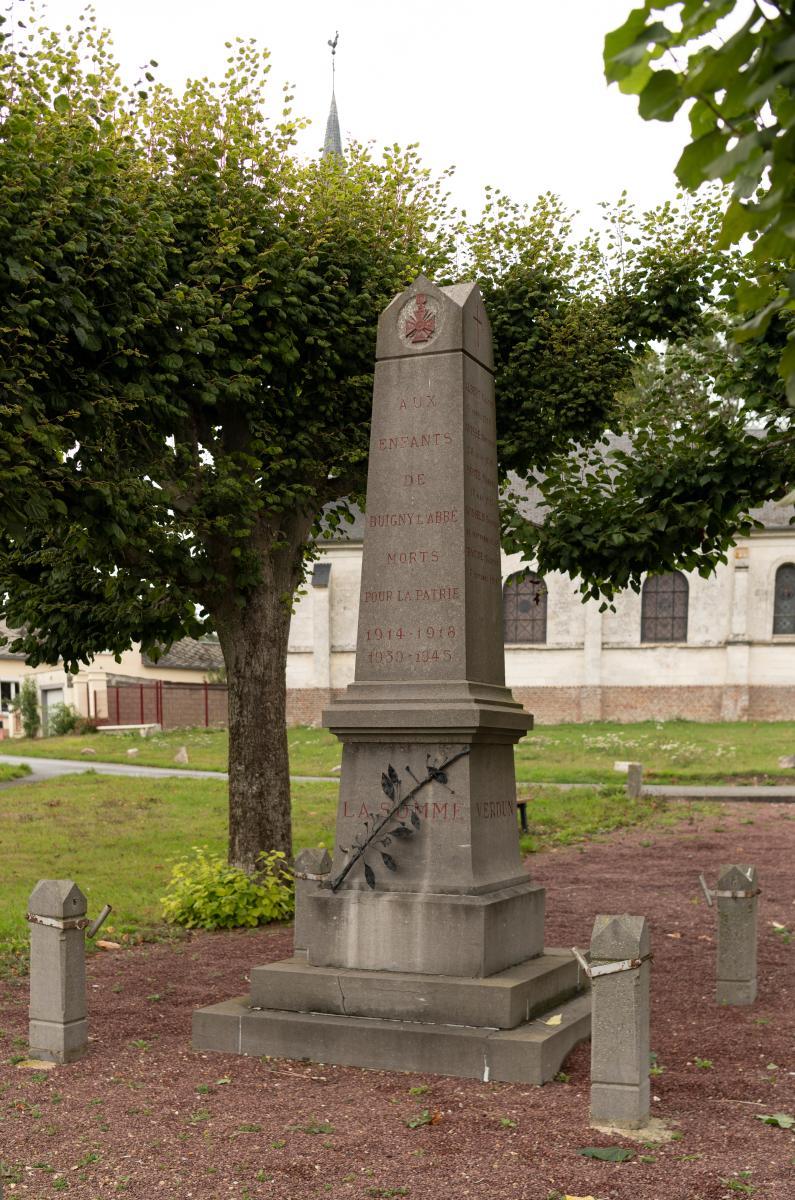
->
641, 572, 688, 643
503, 572, 547, 644
773, 563, 795, 635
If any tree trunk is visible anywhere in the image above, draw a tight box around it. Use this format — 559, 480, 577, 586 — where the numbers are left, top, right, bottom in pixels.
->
213, 518, 309, 874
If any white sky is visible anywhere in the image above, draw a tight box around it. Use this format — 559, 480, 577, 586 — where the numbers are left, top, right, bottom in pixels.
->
45, 0, 694, 229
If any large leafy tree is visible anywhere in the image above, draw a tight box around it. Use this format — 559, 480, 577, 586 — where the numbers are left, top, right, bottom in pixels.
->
603, 0, 795, 399
1, 10, 748, 869
0, 10, 456, 870
478, 188, 794, 601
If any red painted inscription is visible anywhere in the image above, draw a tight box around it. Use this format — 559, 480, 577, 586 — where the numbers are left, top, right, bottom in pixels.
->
378, 432, 452, 451
368, 511, 458, 527
399, 393, 437, 409
474, 799, 515, 819
404, 294, 436, 344
363, 586, 460, 603
386, 549, 440, 565
343, 797, 461, 821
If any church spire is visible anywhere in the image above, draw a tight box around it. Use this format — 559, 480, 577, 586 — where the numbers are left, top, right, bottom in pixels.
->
322, 32, 343, 161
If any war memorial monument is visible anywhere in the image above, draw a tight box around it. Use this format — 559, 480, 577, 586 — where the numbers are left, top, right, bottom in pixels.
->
194, 277, 590, 1082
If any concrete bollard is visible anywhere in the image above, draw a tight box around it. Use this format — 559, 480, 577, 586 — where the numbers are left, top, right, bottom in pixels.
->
588, 914, 651, 1129
626, 762, 643, 800
293, 849, 332, 954
613, 761, 643, 798
27, 880, 89, 1063
715, 864, 759, 1005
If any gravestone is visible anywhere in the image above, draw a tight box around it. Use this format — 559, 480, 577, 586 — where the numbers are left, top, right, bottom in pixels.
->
193, 277, 590, 1082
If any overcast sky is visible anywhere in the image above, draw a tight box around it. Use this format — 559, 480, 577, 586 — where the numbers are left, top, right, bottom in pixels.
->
47, 0, 693, 229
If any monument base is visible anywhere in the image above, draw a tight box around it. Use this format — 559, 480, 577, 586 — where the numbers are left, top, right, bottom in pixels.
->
28, 1017, 88, 1064
305, 882, 544, 977
192, 949, 591, 1085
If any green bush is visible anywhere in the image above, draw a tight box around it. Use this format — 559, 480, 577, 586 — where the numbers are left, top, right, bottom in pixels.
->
160, 847, 294, 930
46, 702, 80, 737
11, 679, 40, 739
74, 715, 99, 735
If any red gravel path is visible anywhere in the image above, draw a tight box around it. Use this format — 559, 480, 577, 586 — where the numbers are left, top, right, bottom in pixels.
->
1, 801, 793, 1200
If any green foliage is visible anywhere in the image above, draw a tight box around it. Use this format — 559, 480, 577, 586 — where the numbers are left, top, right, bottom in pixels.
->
490, 190, 794, 601
45, 702, 79, 737
754, 1112, 794, 1129
160, 846, 294, 930
0, 8, 457, 671
0, 4, 457, 866
604, 1, 795, 400
405, 1109, 436, 1129
11, 678, 39, 739
464, 189, 730, 482
576, 1146, 635, 1162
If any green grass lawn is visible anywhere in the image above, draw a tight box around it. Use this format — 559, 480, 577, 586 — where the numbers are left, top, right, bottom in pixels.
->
3, 720, 794, 784
0, 769, 715, 974
0, 725, 341, 776
0, 772, 338, 972
0, 762, 30, 782
514, 719, 795, 784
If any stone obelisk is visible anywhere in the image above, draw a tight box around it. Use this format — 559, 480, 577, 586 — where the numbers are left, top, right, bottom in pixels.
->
309, 276, 539, 977
193, 277, 590, 1083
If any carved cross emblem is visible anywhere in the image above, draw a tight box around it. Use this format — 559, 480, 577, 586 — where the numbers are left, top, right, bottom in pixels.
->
403, 294, 436, 344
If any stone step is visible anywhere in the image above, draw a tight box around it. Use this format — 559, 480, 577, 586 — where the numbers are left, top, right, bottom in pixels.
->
192, 990, 591, 1086
250, 948, 583, 1030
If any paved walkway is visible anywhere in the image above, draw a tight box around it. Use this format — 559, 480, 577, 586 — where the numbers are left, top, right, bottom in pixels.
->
525, 780, 795, 802
1, 755, 794, 801
643, 783, 795, 802
0, 755, 335, 786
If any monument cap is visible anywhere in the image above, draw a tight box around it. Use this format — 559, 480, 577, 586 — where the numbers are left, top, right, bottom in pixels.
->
376, 275, 494, 372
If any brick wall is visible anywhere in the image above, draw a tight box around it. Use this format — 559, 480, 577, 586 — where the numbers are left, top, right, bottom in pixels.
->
105, 681, 795, 730
512, 685, 794, 724
286, 688, 345, 727
105, 682, 228, 730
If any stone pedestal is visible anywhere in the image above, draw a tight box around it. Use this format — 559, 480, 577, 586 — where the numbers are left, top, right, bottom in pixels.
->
193, 276, 590, 1082
589, 914, 651, 1129
716, 864, 759, 1005
28, 880, 88, 1064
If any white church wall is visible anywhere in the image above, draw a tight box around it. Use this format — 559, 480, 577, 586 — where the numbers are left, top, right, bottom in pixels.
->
601, 644, 727, 687
328, 546, 362, 654
748, 533, 795, 643
286, 524, 795, 725
287, 586, 314, 654
601, 588, 640, 647
504, 646, 586, 687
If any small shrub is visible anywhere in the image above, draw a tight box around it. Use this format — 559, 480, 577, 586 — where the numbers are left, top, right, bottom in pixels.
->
74, 716, 99, 735
46, 703, 80, 737
11, 679, 40, 738
161, 847, 294, 930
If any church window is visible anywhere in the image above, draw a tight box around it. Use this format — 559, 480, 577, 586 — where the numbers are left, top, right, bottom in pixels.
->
503, 572, 547, 644
641, 572, 688, 643
773, 564, 795, 635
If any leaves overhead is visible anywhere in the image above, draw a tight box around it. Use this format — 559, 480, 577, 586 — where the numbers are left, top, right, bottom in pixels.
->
604, 0, 795, 401
0, 6, 457, 670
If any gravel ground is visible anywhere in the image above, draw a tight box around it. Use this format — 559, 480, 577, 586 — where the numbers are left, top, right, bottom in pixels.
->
1, 800, 793, 1200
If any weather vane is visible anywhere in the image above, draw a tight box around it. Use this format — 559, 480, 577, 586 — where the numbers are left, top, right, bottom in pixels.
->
328, 31, 339, 87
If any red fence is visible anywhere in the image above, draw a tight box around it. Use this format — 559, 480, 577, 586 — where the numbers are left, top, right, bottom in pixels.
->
103, 681, 228, 730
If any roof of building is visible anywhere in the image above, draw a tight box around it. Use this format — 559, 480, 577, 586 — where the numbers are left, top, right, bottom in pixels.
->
0, 621, 27, 661
142, 637, 224, 672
